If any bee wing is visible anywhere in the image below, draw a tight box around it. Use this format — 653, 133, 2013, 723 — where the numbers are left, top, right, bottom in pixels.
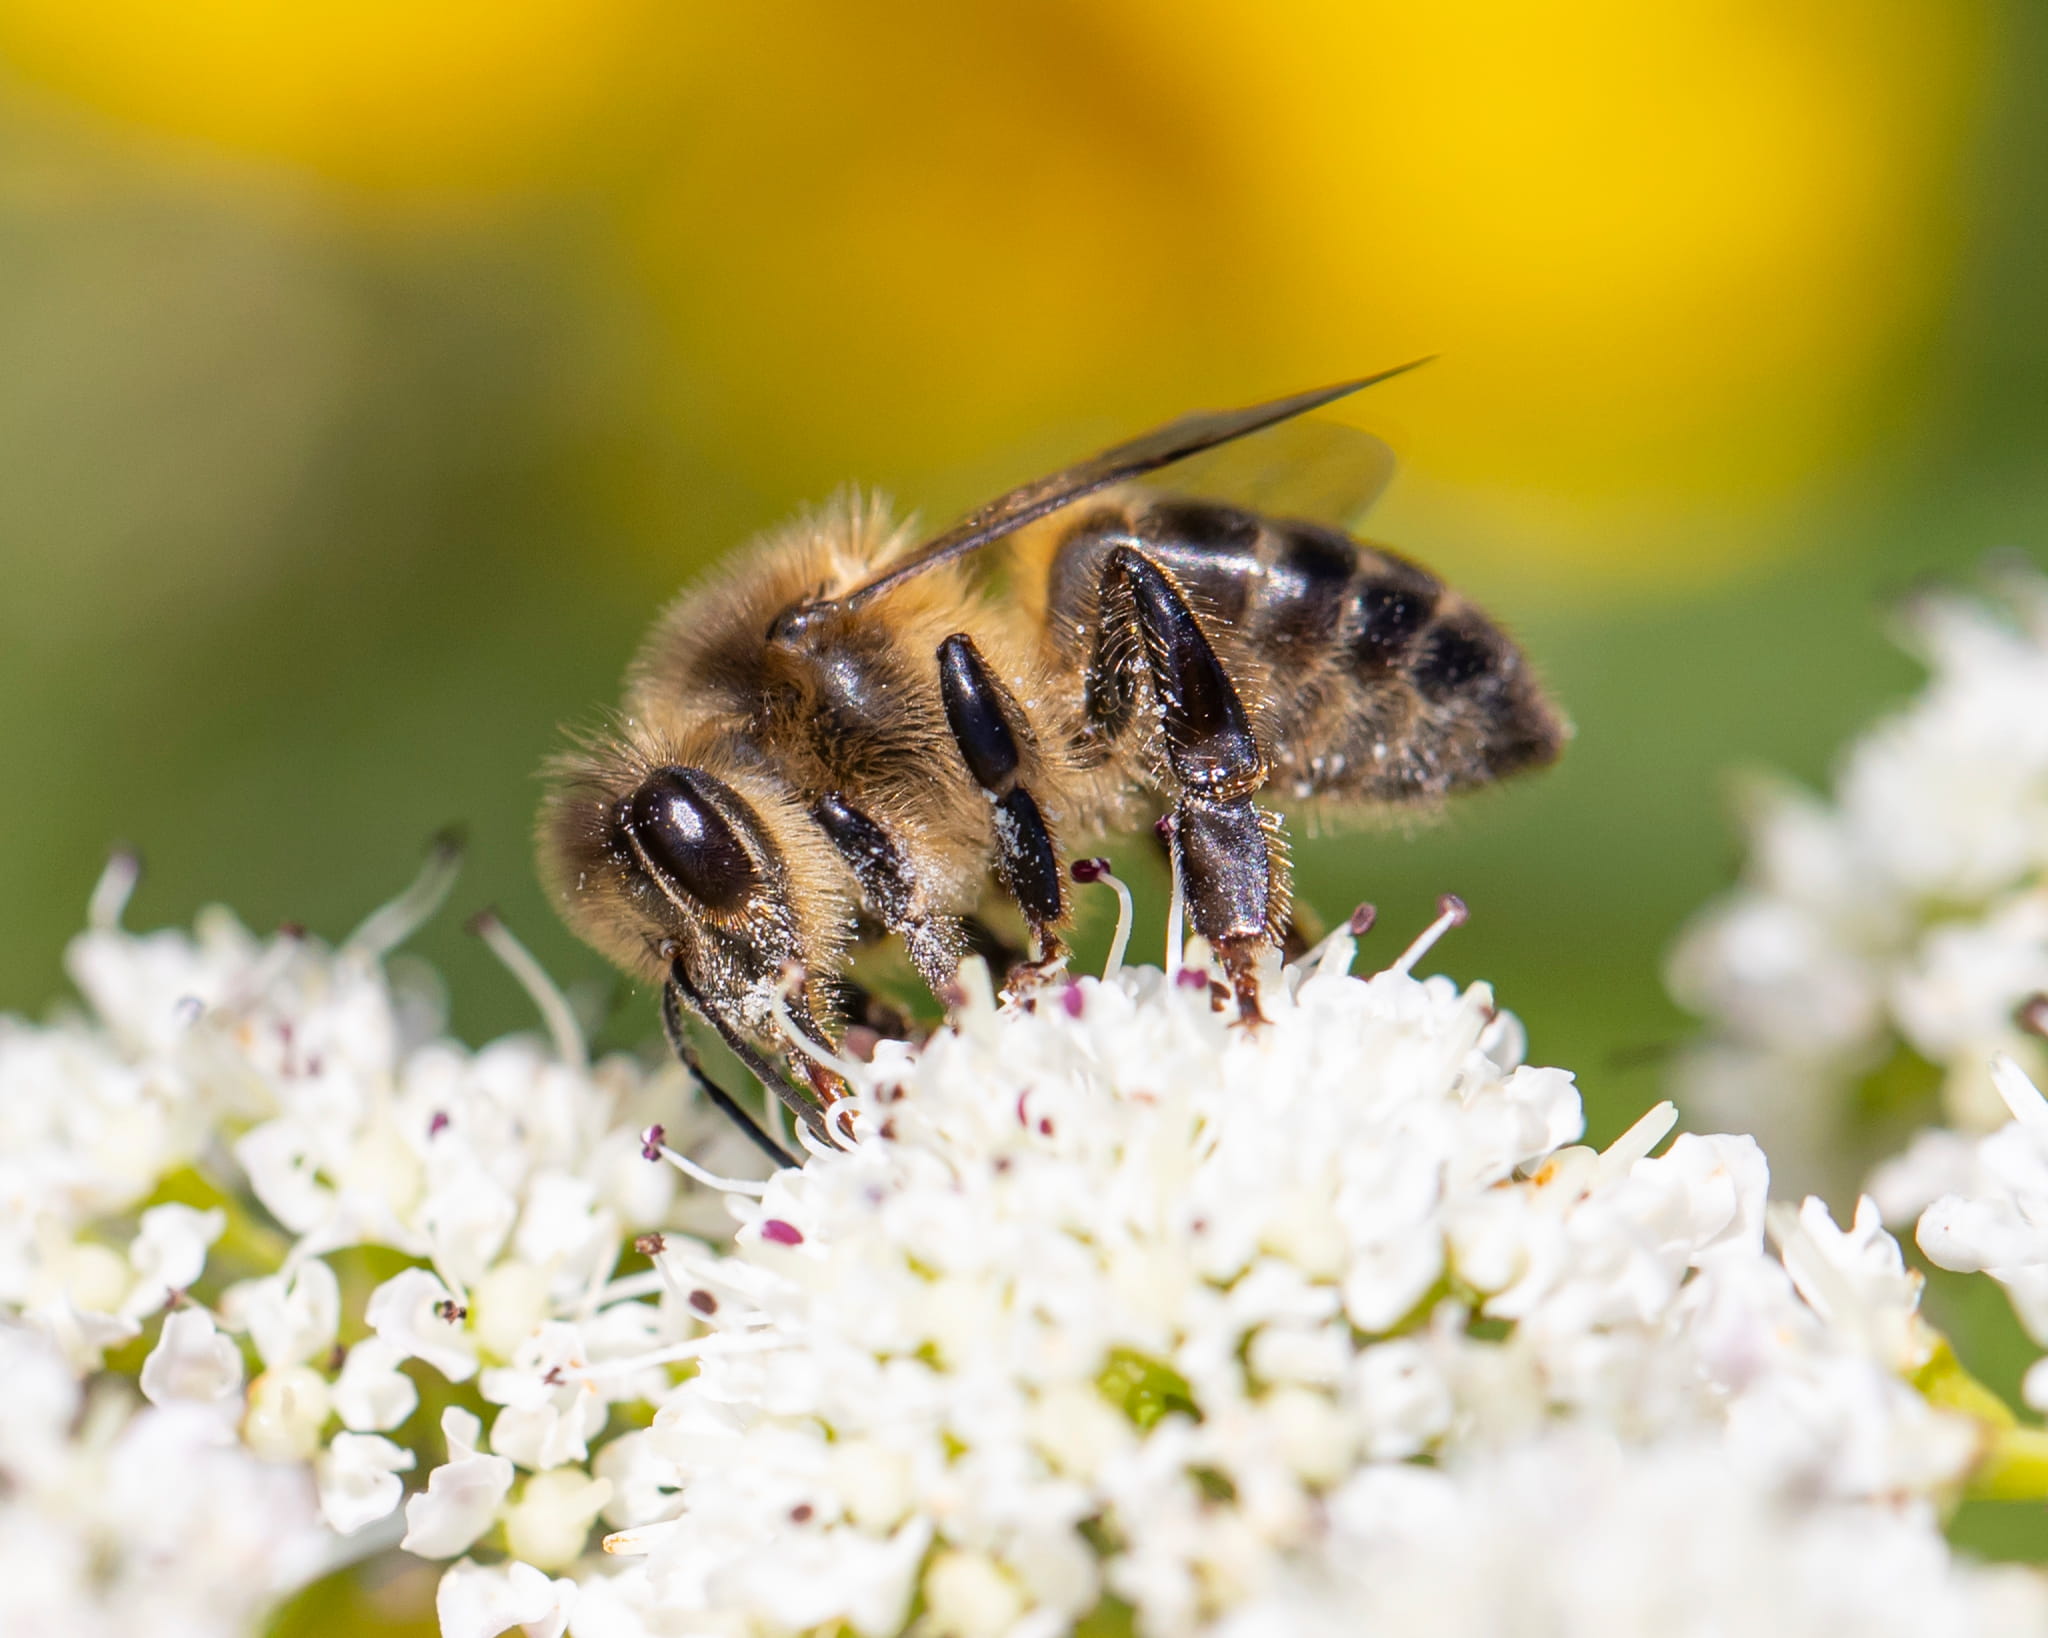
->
1152, 415, 1396, 531
839, 359, 1429, 609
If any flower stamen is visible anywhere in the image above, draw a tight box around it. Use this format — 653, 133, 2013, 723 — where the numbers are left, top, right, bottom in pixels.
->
1388, 893, 1468, 977
87, 847, 142, 932
342, 829, 463, 960
470, 908, 587, 1071
1070, 857, 1134, 979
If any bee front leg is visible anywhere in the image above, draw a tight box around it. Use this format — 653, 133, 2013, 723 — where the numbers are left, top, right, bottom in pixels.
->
1102, 546, 1285, 1022
936, 634, 1069, 985
811, 794, 964, 995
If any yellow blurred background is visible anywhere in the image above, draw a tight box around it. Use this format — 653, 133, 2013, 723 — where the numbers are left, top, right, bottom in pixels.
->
3, 0, 2045, 1606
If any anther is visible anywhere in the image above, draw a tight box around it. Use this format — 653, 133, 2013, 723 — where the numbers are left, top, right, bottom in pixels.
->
2017, 993, 2048, 1040
1299, 902, 1378, 973
635, 1233, 666, 1256
1388, 893, 1469, 978
471, 908, 588, 1071
1069, 857, 1134, 978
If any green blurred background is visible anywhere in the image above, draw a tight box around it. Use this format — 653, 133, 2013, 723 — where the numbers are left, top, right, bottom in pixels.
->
3, 0, 2046, 1572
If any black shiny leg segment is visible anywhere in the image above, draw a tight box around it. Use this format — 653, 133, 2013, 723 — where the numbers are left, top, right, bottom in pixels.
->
660, 982, 800, 1169
1097, 547, 1279, 1020
937, 634, 1067, 966
1105, 547, 1264, 796
812, 793, 962, 993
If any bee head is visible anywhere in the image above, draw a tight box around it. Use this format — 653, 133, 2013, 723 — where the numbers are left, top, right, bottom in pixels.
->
540, 751, 847, 1054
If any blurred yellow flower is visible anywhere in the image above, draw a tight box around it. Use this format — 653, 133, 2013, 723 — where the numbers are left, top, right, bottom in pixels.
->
626, 1, 1985, 573
0, 0, 1989, 574
0, 0, 686, 198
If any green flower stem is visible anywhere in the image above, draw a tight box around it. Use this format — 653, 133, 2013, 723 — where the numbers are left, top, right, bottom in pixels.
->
1914, 1338, 2048, 1503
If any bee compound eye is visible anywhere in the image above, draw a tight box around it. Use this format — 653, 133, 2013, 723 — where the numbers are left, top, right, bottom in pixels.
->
620, 768, 763, 913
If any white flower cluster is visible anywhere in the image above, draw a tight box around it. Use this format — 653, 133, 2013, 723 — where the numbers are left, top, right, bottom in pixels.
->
1217, 1431, 2048, 1638
1668, 561, 2048, 1203
403, 923, 2020, 1638
5, 856, 2043, 1638
0, 856, 743, 1636
0, 1323, 330, 1638
1910, 1055, 2048, 1416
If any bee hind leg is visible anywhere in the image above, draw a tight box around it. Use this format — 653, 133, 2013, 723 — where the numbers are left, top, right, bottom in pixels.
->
936, 634, 1070, 989
1101, 546, 1284, 1024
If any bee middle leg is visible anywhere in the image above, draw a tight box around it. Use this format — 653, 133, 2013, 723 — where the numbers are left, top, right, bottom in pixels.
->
937, 633, 1069, 985
1097, 545, 1284, 1021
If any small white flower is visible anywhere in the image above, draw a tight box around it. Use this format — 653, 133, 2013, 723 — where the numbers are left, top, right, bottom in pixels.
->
402, 1408, 516, 1560
922, 1547, 1027, 1638
1917, 1056, 2048, 1347
436, 1558, 576, 1638
122, 1202, 226, 1318
1773, 1195, 1933, 1372
502, 1468, 614, 1571
319, 1430, 416, 1535
332, 1334, 421, 1432
366, 1266, 479, 1383
139, 1307, 243, 1406
244, 1364, 335, 1463
223, 1257, 341, 1370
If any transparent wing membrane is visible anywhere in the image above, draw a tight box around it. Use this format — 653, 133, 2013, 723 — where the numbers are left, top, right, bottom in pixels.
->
839, 360, 1429, 608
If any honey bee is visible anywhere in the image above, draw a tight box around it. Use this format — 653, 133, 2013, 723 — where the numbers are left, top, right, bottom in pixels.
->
540, 367, 1564, 1157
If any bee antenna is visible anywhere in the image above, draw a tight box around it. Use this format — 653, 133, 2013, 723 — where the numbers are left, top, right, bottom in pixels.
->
659, 984, 800, 1170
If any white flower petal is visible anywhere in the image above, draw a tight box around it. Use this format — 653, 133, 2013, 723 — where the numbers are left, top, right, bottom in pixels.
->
122, 1203, 226, 1318
365, 1266, 478, 1383
332, 1334, 421, 1432
139, 1307, 243, 1405
318, 1431, 415, 1535
436, 1558, 576, 1638
402, 1426, 516, 1560
224, 1257, 341, 1370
